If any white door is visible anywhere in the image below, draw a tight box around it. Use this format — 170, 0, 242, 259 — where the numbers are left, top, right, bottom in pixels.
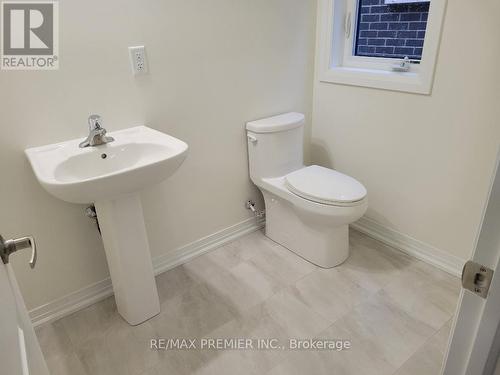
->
443, 150, 500, 375
0, 235, 49, 375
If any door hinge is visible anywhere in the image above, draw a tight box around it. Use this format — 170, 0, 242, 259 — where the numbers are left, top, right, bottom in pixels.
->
462, 261, 494, 299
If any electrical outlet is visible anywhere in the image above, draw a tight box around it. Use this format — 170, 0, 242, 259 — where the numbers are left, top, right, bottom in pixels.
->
128, 46, 148, 75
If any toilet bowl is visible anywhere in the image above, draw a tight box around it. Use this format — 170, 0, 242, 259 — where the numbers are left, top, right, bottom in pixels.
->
246, 112, 368, 268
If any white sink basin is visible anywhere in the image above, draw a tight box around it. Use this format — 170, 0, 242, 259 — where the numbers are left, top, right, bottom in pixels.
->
25, 126, 188, 204
25, 125, 189, 325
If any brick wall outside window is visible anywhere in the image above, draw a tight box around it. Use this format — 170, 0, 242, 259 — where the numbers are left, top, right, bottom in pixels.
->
355, 0, 429, 60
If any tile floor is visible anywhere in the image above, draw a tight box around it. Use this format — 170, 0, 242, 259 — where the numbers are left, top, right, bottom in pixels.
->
36, 229, 461, 375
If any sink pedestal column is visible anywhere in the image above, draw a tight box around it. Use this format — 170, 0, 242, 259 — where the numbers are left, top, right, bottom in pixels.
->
95, 193, 160, 325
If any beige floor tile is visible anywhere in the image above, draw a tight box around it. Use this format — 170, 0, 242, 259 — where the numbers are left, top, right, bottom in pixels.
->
350, 230, 410, 258
336, 234, 414, 294
324, 323, 397, 375
204, 230, 272, 268
59, 297, 123, 348
334, 293, 436, 369
142, 349, 207, 375
201, 299, 292, 374
259, 287, 333, 337
267, 316, 396, 375
394, 319, 452, 375
203, 286, 332, 346
290, 266, 372, 323
181, 252, 226, 285
207, 308, 288, 343
150, 281, 239, 339
201, 243, 248, 270
36, 320, 74, 360
381, 260, 460, 330
193, 284, 333, 375
142, 362, 182, 375
230, 260, 283, 297
156, 264, 201, 303
181, 231, 276, 284
246, 239, 317, 287
75, 318, 161, 375
45, 352, 88, 375
267, 342, 395, 375
206, 261, 282, 314
38, 230, 461, 375
192, 350, 267, 375
267, 350, 333, 375
160, 252, 283, 318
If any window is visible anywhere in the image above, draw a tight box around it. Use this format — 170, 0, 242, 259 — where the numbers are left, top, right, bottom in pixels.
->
355, 1, 429, 60
317, 0, 446, 94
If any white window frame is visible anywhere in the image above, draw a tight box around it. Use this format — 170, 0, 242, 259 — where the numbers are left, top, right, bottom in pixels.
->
317, 0, 447, 94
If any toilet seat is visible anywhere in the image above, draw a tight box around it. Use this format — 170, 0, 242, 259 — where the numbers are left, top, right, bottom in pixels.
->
285, 165, 367, 206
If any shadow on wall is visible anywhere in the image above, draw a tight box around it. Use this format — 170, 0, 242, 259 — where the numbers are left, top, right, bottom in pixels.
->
310, 140, 334, 169
310, 139, 396, 229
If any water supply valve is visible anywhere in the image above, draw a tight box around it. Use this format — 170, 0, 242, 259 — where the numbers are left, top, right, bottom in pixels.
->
246, 200, 265, 218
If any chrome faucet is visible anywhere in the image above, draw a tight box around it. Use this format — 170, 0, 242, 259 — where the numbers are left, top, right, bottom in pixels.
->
79, 114, 115, 148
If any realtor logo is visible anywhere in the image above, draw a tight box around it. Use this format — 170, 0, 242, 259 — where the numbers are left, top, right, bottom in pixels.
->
1, 1, 59, 70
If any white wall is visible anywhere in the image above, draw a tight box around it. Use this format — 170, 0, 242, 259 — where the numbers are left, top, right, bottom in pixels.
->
312, 0, 500, 261
0, 0, 317, 310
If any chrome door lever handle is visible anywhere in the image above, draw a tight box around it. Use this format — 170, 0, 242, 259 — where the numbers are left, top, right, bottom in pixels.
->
0, 235, 37, 268
26, 236, 37, 269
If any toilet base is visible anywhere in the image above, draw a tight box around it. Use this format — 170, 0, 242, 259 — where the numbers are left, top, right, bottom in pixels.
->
262, 191, 349, 268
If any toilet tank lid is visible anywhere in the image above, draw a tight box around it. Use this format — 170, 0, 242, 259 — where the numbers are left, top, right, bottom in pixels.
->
246, 112, 305, 133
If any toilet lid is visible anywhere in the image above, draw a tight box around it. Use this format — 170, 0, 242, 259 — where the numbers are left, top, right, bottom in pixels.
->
285, 165, 367, 205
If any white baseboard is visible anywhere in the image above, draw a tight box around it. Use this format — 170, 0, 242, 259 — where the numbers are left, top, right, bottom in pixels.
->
31, 214, 463, 327
30, 216, 265, 327
351, 216, 465, 277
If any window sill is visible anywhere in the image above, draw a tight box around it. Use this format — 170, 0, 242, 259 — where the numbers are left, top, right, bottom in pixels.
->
319, 66, 431, 95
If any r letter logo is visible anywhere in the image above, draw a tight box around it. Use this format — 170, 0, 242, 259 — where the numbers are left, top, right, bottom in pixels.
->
1, 1, 59, 70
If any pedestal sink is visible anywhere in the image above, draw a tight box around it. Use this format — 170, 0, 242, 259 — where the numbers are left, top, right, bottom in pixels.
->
25, 126, 188, 325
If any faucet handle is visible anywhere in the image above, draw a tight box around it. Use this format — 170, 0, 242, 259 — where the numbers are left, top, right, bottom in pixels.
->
88, 114, 103, 130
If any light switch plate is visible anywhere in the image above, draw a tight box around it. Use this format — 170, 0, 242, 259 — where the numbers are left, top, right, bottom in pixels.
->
128, 46, 148, 75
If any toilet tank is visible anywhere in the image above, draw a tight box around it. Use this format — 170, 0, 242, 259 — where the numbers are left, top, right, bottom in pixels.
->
246, 112, 304, 183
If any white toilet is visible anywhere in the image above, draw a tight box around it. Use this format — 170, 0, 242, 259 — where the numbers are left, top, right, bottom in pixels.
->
246, 112, 368, 268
